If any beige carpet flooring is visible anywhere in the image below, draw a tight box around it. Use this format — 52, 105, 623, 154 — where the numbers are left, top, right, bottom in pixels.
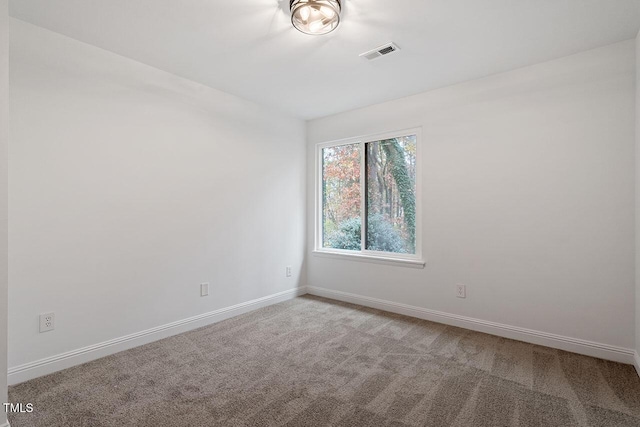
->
8, 295, 640, 427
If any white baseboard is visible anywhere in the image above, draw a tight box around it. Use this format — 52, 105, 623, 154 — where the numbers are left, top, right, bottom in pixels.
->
8, 287, 307, 385
307, 286, 636, 365
634, 352, 640, 378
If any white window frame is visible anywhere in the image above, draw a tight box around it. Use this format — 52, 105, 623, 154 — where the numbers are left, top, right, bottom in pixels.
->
314, 127, 425, 268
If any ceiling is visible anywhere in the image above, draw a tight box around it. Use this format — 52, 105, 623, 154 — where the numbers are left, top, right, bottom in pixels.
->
9, 0, 640, 119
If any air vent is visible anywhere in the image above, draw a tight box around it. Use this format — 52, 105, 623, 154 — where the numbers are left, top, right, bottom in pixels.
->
360, 42, 400, 61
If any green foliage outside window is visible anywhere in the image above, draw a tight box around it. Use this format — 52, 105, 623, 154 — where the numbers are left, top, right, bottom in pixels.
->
326, 215, 406, 253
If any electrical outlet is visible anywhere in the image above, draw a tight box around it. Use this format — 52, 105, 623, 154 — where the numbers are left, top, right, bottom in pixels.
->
200, 283, 209, 297
39, 312, 55, 332
456, 284, 467, 299
286, 266, 292, 277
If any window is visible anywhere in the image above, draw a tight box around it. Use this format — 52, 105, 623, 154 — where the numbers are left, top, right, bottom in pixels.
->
315, 129, 423, 267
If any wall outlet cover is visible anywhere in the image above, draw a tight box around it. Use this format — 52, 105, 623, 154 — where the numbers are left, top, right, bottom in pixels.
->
200, 283, 209, 297
39, 312, 55, 332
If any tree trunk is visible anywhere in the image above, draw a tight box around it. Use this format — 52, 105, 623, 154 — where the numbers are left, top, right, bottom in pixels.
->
381, 138, 415, 251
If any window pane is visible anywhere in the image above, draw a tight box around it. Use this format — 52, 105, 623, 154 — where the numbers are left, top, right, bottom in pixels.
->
366, 136, 417, 254
322, 143, 361, 250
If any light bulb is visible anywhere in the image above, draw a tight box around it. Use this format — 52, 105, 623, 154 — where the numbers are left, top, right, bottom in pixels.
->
300, 6, 310, 21
308, 20, 325, 33
320, 6, 335, 19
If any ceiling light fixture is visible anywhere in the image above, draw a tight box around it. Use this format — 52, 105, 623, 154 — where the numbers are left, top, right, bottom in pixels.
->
290, 0, 342, 35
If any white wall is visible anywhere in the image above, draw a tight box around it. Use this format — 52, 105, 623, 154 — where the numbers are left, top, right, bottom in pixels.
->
0, 1, 8, 424
8, 20, 306, 373
307, 41, 636, 352
636, 31, 640, 368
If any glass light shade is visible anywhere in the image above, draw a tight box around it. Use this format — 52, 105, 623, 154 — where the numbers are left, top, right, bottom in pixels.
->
290, 0, 342, 35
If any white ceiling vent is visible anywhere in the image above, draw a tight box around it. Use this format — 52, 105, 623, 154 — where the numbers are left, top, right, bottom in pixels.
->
360, 42, 400, 60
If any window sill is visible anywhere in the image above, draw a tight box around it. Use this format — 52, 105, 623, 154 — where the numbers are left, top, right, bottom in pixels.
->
312, 250, 426, 269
